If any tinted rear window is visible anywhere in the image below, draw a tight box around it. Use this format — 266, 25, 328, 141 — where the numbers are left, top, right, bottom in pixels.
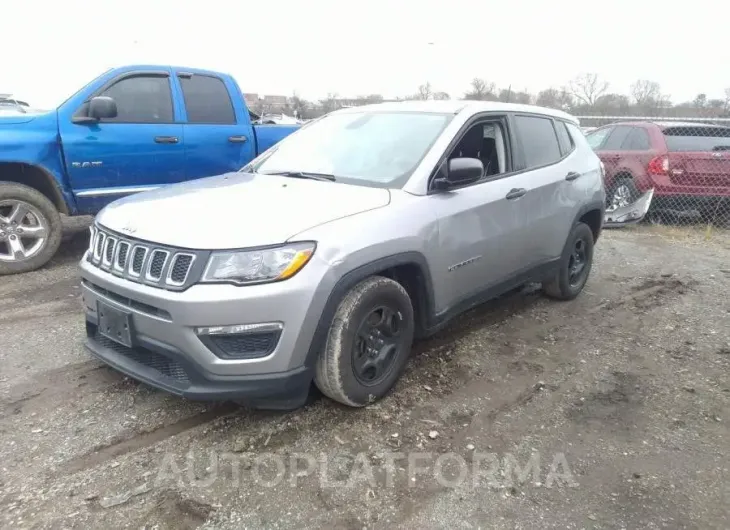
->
179, 74, 235, 124
663, 126, 730, 152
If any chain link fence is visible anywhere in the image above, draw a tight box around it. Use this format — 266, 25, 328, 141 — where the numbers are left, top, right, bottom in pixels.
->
577, 116, 730, 229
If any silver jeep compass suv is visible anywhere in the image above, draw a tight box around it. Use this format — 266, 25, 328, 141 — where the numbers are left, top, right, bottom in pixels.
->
80, 101, 605, 409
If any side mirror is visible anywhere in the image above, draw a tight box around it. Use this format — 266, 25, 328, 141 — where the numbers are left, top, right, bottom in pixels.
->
88, 96, 117, 120
433, 157, 484, 190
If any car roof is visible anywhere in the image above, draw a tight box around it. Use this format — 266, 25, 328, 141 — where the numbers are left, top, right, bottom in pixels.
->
594, 120, 730, 130
334, 100, 578, 124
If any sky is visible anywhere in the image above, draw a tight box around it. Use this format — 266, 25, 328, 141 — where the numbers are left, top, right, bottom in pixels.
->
2, 0, 729, 109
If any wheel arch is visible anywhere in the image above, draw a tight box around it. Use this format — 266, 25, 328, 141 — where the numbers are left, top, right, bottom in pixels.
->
0, 162, 69, 215
572, 200, 605, 244
304, 252, 436, 367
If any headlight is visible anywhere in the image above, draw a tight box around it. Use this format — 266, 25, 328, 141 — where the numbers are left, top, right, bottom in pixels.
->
201, 242, 315, 285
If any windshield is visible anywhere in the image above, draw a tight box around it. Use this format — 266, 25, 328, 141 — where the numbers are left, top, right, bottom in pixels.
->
248, 111, 454, 188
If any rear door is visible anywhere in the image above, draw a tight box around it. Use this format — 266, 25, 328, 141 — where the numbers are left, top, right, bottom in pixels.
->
175, 71, 256, 180
510, 114, 583, 264
662, 125, 730, 190
59, 70, 185, 213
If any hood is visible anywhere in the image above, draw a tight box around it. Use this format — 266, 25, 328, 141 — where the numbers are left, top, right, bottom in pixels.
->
0, 109, 50, 124
96, 172, 391, 249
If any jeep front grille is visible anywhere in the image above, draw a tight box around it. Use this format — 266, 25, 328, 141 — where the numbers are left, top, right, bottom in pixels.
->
87, 225, 208, 291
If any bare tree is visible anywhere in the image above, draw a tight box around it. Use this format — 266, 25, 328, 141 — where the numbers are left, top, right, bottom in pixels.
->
464, 78, 496, 100
319, 92, 339, 114
630, 80, 664, 113
724, 88, 730, 113
417, 82, 433, 100
432, 91, 450, 100
536, 87, 573, 109
289, 92, 309, 118
569, 73, 609, 107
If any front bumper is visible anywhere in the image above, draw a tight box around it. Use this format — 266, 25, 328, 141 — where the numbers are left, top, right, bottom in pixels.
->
80, 254, 334, 407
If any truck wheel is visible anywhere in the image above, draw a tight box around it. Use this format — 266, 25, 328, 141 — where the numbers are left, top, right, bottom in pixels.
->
0, 182, 62, 275
314, 276, 415, 407
542, 222, 594, 301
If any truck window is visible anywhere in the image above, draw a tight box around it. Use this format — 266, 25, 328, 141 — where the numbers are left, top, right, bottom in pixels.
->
99, 75, 173, 123
514, 115, 562, 168
179, 75, 235, 124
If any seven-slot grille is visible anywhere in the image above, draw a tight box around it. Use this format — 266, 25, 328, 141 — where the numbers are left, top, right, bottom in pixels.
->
87, 225, 199, 290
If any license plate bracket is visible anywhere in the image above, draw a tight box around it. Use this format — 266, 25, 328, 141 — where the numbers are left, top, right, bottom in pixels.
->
97, 301, 133, 348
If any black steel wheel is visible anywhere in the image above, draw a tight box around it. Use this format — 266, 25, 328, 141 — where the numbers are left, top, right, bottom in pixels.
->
314, 276, 415, 407
543, 222, 594, 301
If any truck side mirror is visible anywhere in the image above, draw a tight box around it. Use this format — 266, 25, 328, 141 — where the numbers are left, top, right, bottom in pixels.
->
88, 96, 118, 120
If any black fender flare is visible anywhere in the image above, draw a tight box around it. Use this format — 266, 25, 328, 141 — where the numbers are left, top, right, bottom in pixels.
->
572, 200, 606, 241
303, 252, 436, 367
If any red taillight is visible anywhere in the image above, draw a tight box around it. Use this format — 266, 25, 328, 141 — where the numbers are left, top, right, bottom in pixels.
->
647, 155, 669, 176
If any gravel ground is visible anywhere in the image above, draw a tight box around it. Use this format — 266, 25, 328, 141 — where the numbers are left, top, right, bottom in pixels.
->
1, 218, 729, 529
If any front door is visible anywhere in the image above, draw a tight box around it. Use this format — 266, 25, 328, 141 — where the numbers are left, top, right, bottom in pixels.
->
58, 70, 185, 214
427, 118, 534, 313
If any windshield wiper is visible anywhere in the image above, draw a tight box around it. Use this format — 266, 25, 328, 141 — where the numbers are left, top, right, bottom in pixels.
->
260, 170, 336, 182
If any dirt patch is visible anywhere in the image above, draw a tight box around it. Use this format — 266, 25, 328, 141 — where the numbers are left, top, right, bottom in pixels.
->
0, 225, 729, 529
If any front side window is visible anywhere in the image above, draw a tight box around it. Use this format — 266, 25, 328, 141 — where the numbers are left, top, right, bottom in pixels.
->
514, 115, 562, 168
99, 75, 173, 123
249, 111, 454, 188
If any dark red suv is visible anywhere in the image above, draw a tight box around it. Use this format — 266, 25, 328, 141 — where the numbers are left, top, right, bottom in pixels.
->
585, 121, 730, 215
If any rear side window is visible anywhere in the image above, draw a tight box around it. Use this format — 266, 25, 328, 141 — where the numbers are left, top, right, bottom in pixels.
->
179, 74, 236, 124
555, 121, 575, 156
585, 127, 612, 150
602, 126, 632, 150
514, 115, 562, 168
99, 75, 173, 123
662, 126, 730, 152
623, 128, 651, 150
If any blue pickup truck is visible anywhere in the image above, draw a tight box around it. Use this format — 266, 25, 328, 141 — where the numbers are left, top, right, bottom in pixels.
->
0, 65, 300, 275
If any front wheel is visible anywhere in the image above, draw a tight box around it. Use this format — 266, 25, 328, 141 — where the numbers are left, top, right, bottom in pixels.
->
543, 222, 595, 301
314, 276, 415, 407
0, 182, 62, 275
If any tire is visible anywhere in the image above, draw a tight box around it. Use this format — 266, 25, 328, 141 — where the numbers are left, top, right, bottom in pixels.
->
606, 177, 640, 212
543, 222, 594, 301
0, 181, 62, 275
314, 276, 415, 407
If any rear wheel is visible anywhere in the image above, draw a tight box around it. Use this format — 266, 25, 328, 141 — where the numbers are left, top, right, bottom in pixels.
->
0, 182, 62, 275
314, 276, 415, 407
606, 177, 640, 212
543, 222, 594, 301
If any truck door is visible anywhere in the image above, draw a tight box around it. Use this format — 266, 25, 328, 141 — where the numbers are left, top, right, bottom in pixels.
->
174, 71, 256, 180
58, 70, 186, 214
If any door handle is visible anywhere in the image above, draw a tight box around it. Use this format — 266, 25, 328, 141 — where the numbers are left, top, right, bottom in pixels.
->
228, 135, 248, 143
154, 136, 179, 144
565, 171, 581, 181
505, 188, 527, 200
